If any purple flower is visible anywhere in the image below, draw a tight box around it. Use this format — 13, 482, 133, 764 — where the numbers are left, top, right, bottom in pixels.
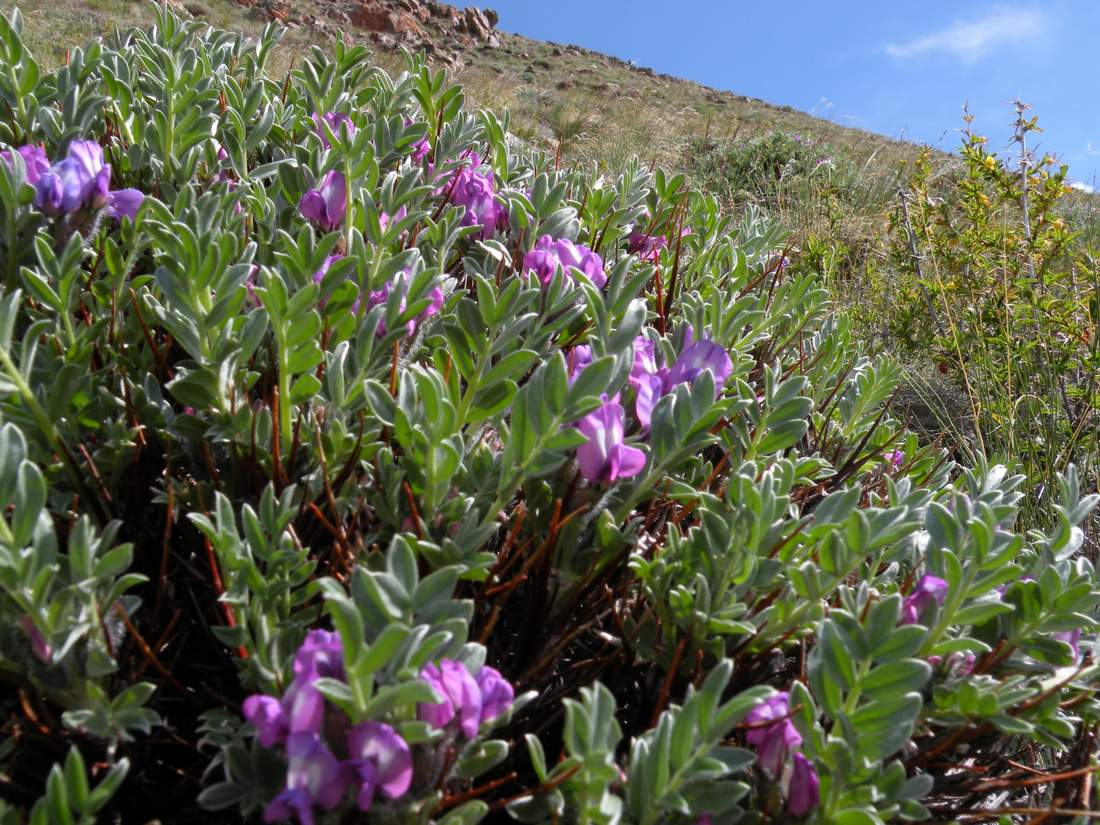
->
215, 143, 230, 176
30, 140, 145, 219
665, 336, 734, 390
107, 188, 144, 221
419, 659, 483, 738
366, 277, 444, 337
34, 140, 110, 214
243, 694, 288, 748
299, 170, 347, 232
575, 397, 647, 485
312, 112, 356, 149
244, 265, 260, 307
886, 449, 904, 469
281, 629, 345, 737
627, 230, 667, 262
405, 119, 431, 163
930, 652, 977, 676
475, 666, 514, 724
443, 153, 504, 240
901, 574, 949, 625
567, 345, 593, 385
745, 692, 801, 776
263, 733, 350, 825
629, 329, 732, 429
346, 721, 413, 812
523, 235, 607, 289
788, 752, 820, 816
379, 205, 407, 234
33, 170, 65, 213
19, 616, 51, 663
631, 336, 659, 378
312, 255, 342, 289
67, 140, 111, 207
2, 144, 49, 185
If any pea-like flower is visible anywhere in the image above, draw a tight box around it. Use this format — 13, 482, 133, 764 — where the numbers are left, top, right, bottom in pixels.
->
901, 574, 949, 625
404, 119, 431, 163
1055, 628, 1083, 662
243, 629, 345, 747
744, 692, 801, 776
627, 224, 689, 262
19, 615, 51, 663
106, 188, 145, 221
418, 659, 483, 738
299, 169, 347, 232
787, 752, 820, 816
627, 230, 667, 262
928, 652, 976, 675
35, 140, 110, 214
567, 345, 593, 385
523, 235, 606, 289
312, 112, 356, 149
418, 659, 515, 737
1, 144, 49, 185
346, 721, 413, 812
630, 329, 733, 429
444, 152, 504, 240
263, 733, 349, 825
575, 397, 647, 485
365, 277, 444, 337
475, 666, 515, 724
31, 140, 143, 219
379, 205, 407, 234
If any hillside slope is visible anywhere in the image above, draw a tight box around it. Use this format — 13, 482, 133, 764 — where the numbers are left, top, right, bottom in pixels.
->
13, 0, 920, 173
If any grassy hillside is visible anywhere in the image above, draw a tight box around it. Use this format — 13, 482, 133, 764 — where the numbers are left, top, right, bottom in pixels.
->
13, 0, 918, 169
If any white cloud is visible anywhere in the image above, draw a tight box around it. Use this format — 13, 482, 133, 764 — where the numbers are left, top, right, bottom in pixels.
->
1070, 181, 1095, 194
885, 9, 1047, 63
1087, 141, 1100, 157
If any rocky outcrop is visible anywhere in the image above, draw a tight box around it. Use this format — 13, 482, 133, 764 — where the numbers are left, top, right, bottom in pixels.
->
235, 0, 501, 70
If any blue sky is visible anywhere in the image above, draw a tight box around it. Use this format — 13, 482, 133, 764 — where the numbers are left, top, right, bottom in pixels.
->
461, 2, 1100, 187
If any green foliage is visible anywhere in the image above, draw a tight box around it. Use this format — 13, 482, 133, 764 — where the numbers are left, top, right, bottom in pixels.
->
888, 105, 1100, 528
0, 7, 1097, 824
687, 130, 857, 210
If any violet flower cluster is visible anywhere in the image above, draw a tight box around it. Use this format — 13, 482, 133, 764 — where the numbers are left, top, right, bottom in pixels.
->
243, 641, 514, 825
242, 630, 413, 825
566, 327, 734, 486
523, 235, 606, 288
744, 693, 819, 816
3, 140, 143, 220
630, 327, 733, 429
441, 152, 505, 240
417, 658, 515, 737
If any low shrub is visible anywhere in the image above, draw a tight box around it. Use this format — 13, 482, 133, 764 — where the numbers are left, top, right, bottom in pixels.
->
0, 7, 1098, 824
887, 105, 1100, 532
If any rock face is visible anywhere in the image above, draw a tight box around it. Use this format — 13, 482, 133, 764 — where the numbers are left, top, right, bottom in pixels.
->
236, 0, 501, 69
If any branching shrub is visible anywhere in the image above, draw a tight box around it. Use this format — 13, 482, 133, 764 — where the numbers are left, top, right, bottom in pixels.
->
889, 105, 1100, 529
0, 7, 1098, 824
